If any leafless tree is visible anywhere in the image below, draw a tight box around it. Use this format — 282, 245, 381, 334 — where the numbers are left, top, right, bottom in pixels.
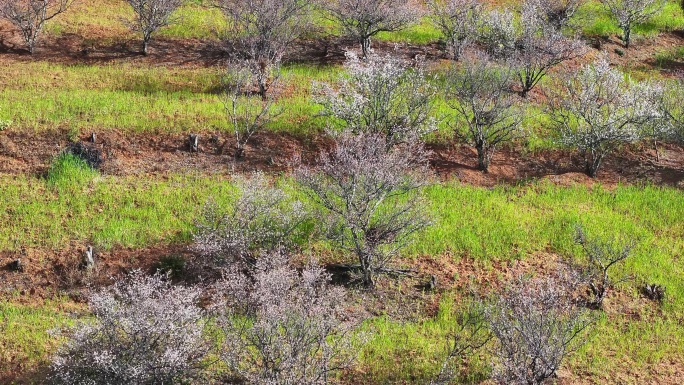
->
547, 56, 660, 177
216, 0, 313, 98
486, 274, 594, 385
574, 226, 635, 309
427, 0, 482, 61
653, 80, 684, 144
193, 172, 307, 269
431, 303, 492, 385
296, 132, 431, 288
124, 0, 183, 55
322, 0, 421, 58
515, 2, 587, 97
223, 60, 281, 159
216, 250, 357, 384
50, 271, 210, 384
526, 0, 586, 31
601, 0, 666, 48
446, 56, 524, 172
0, 0, 74, 53
314, 52, 436, 148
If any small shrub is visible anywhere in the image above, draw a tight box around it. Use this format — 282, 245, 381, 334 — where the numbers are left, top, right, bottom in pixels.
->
574, 226, 635, 308
46, 153, 99, 187
64, 142, 103, 169
641, 283, 665, 302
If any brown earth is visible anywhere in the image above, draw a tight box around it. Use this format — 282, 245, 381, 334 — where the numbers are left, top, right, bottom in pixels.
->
2, 128, 683, 187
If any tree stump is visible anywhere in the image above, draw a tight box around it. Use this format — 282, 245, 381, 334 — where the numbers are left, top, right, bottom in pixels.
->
188, 134, 199, 153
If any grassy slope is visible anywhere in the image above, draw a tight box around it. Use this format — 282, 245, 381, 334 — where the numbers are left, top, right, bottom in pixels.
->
3, 0, 684, 383
2, 172, 683, 382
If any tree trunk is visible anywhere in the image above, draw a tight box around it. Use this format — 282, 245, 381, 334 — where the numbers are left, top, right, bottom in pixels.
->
143, 39, 149, 56
623, 26, 631, 49
361, 37, 371, 58
476, 145, 490, 173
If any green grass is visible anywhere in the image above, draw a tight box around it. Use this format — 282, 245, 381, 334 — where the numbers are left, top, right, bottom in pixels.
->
2, 175, 683, 382
654, 46, 684, 67
0, 61, 341, 135
46, 153, 100, 188
48, 0, 227, 42
0, 297, 81, 376
376, 18, 442, 45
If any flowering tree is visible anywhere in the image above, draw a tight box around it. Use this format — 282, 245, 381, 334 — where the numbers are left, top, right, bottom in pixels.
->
653, 80, 684, 144
50, 271, 209, 384
526, 0, 585, 30
314, 52, 436, 148
427, 0, 482, 60
217, 250, 356, 384
602, 0, 666, 48
193, 172, 307, 268
322, 0, 420, 57
486, 274, 593, 385
297, 132, 431, 287
479, 3, 587, 97
547, 57, 660, 177
124, 0, 184, 55
0, 0, 74, 53
446, 56, 524, 172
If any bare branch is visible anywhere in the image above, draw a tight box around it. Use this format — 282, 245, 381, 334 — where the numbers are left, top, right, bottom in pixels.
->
0, 0, 75, 53
296, 132, 432, 288
446, 55, 524, 172
322, 0, 421, 57
124, 0, 184, 55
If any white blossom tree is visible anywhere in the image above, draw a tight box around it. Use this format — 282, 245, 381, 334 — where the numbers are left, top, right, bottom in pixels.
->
486, 274, 593, 385
314, 52, 436, 148
322, 0, 421, 58
124, 0, 184, 55
296, 132, 431, 288
479, 3, 587, 97
548, 57, 661, 177
601, 0, 666, 48
427, 0, 483, 60
653, 80, 684, 144
50, 271, 210, 384
216, 250, 356, 384
0, 0, 74, 53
